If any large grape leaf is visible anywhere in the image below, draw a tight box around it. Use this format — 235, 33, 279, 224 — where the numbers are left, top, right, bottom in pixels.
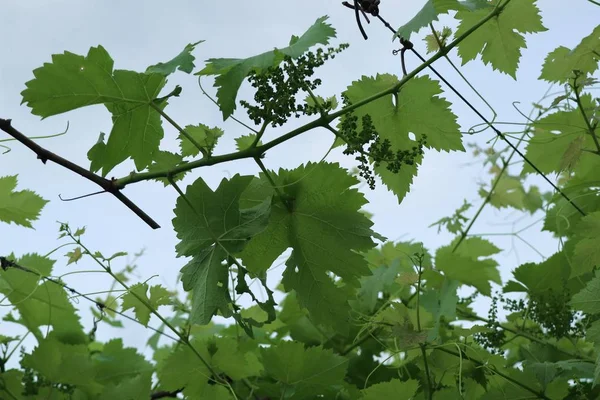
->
435, 237, 501, 296
0, 175, 48, 228
522, 94, 595, 175
172, 175, 272, 325
343, 74, 462, 202
570, 271, 600, 315
571, 212, 600, 278
22, 333, 102, 395
0, 254, 85, 342
197, 16, 336, 120
455, 0, 547, 77
238, 162, 380, 333
21, 45, 167, 175
260, 341, 348, 398
540, 25, 600, 83
395, 0, 492, 40
361, 379, 419, 400
508, 251, 570, 294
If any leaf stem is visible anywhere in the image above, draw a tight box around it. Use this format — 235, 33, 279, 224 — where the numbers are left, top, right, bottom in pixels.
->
420, 344, 434, 400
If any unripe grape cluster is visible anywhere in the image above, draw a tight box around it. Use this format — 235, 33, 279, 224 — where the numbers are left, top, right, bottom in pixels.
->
240, 44, 349, 127
339, 95, 427, 189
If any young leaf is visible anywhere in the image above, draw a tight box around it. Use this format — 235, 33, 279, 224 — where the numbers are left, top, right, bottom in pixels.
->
344, 74, 462, 202
172, 175, 272, 325
572, 212, 600, 277
179, 124, 224, 157
121, 283, 172, 326
0, 175, 48, 228
197, 16, 336, 120
21, 46, 167, 175
146, 40, 204, 76
235, 133, 261, 151
540, 25, 600, 83
238, 162, 380, 332
146, 151, 187, 186
455, 0, 547, 78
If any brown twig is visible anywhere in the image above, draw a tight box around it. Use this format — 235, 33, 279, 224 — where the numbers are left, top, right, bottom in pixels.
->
0, 118, 160, 229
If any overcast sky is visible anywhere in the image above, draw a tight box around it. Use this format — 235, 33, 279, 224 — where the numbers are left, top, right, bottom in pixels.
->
1, 0, 599, 358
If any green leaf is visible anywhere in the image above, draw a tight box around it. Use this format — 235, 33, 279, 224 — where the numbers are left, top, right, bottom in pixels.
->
197, 16, 336, 120
157, 339, 219, 399
146, 151, 187, 186
361, 378, 419, 400
22, 334, 102, 395
238, 162, 379, 332
540, 25, 600, 83
0, 175, 48, 228
571, 212, 600, 277
235, 133, 261, 151
121, 283, 172, 326
0, 254, 85, 341
455, 0, 547, 77
435, 237, 501, 296
173, 175, 272, 324
511, 251, 570, 294
479, 175, 526, 210
146, 40, 204, 75
180, 124, 224, 157
66, 246, 83, 265
21, 46, 167, 175
570, 271, 600, 314
343, 74, 462, 202
395, 0, 490, 40
93, 339, 153, 389
212, 337, 263, 380
421, 278, 459, 341
261, 341, 348, 398
523, 94, 596, 175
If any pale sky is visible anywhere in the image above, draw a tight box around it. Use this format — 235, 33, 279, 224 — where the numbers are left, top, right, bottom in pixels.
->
1, 0, 598, 360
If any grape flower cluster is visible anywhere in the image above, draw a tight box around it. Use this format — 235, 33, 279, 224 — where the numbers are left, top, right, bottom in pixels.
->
240, 44, 349, 127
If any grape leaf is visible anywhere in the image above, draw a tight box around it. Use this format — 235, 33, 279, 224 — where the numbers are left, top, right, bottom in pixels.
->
511, 251, 570, 294
435, 237, 501, 296
396, 0, 491, 40
361, 378, 419, 400
146, 150, 187, 186
421, 278, 459, 341
479, 175, 526, 210
572, 212, 600, 277
173, 175, 272, 325
0, 175, 48, 228
238, 162, 380, 332
121, 283, 172, 326
235, 133, 261, 151
0, 254, 85, 341
455, 0, 547, 77
156, 339, 219, 398
261, 341, 348, 398
540, 25, 600, 83
570, 271, 600, 314
522, 94, 595, 174
93, 339, 152, 390
146, 40, 204, 75
212, 337, 263, 380
197, 16, 336, 120
179, 124, 224, 157
22, 334, 102, 395
344, 74, 462, 202
21, 45, 167, 175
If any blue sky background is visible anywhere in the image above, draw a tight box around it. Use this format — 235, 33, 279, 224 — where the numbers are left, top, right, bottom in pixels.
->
1, 0, 598, 361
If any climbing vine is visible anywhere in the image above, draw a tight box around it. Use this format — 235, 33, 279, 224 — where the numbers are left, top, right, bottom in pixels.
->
1, 0, 600, 399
